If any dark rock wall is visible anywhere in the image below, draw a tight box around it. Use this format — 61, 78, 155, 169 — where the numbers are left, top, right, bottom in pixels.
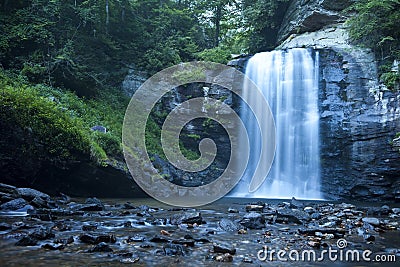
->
318, 49, 400, 201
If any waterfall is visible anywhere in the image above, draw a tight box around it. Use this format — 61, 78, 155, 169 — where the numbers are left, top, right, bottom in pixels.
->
231, 48, 322, 199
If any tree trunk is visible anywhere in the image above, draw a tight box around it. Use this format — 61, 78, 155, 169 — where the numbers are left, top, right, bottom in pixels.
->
214, 4, 222, 47
105, 0, 109, 35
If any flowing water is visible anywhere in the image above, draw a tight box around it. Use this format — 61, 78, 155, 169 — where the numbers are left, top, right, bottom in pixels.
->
232, 48, 322, 199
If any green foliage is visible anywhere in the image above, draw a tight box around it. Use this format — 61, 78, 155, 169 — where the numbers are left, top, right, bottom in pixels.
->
91, 131, 121, 156
380, 71, 400, 91
0, 72, 91, 165
0, 70, 126, 165
196, 46, 232, 64
172, 66, 206, 83
242, 0, 290, 52
347, 0, 400, 89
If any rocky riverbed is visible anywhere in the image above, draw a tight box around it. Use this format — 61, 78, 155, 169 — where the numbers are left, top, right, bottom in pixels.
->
1, 183, 399, 266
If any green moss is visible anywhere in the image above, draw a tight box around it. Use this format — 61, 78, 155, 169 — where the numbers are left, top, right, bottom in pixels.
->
0, 70, 127, 165
380, 71, 400, 91
0, 74, 91, 164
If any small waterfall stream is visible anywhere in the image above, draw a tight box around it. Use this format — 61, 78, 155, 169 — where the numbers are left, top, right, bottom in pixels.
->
231, 48, 322, 199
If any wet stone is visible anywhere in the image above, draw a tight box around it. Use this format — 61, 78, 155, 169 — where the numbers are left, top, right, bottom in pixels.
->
0, 198, 28, 211
15, 236, 38, 246
242, 256, 253, 263
29, 228, 55, 240
219, 218, 242, 232
240, 212, 265, 229
79, 234, 116, 244
120, 257, 140, 264
54, 236, 74, 245
311, 212, 322, 220
163, 244, 185, 256
172, 239, 195, 247
127, 234, 146, 243
213, 244, 236, 255
42, 243, 65, 250
214, 253, 233, 262
245, 205, 264, 212
87, 242, 113, 253
170, 212, 203, 225
150, 235, 170, 243
228, 207, 239, 213
15, 188, 50, 201
0, 222, 11, 231
82, 225, 98, 231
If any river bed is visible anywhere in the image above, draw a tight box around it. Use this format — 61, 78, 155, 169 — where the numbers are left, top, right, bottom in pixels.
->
1, 197, 399, 266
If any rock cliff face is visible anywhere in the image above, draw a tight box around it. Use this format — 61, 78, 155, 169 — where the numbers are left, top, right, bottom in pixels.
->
277, 0, 353, 44
276, 0, 400, 201
317, 49, 400, 201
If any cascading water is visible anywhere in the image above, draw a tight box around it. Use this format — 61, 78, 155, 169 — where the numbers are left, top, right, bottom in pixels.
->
231, 48, 322, 199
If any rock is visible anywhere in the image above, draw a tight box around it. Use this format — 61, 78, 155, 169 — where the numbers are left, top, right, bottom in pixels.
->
213, 244, 236, 255
55, 236, 74, 245
364, 234, 375, 242
228, 207, 239, 213
308, 240, 321, 248
0, 183, 17, 194
304, 207, 315, 214
42, 243, 65, 250
96, 235, 116, 244
160, 230, 171, 236
238, 229, 247, 234
170, 212, 203, 225
30, 228, 55, 240
392, 208, 400, 214
380, 205, 391, 215
242, 256, 253, 263
172, 239, 195, 247
150, 235, 169, 243
298, 228, 345, 238
16, 204, 35, 212
88, 242, 113, 253
214, 253, 233, 262
219, 218, 242, 232
240, 212, 265, 229
0, 222, 11, 231
163, 244, 185, 256
79, 234, 116, 244
290, 197, 304, 208
246, 204, 264, 212
31, 196, 56, 209
90, 125, 107, 133
121, 67, 147, 97
311, 212, 322, 220
15, 236, 38, 246
85, 197, 103, 206
0, 198, 28, 211
276, 208, 310, 224
78, 204, 103, 212
82, 225, 97, 231
120, 257, 140, 264
79, 234, 96, 244
362, 217, 380, 227
127, 234, 146, 243
15, 188, 50, 201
